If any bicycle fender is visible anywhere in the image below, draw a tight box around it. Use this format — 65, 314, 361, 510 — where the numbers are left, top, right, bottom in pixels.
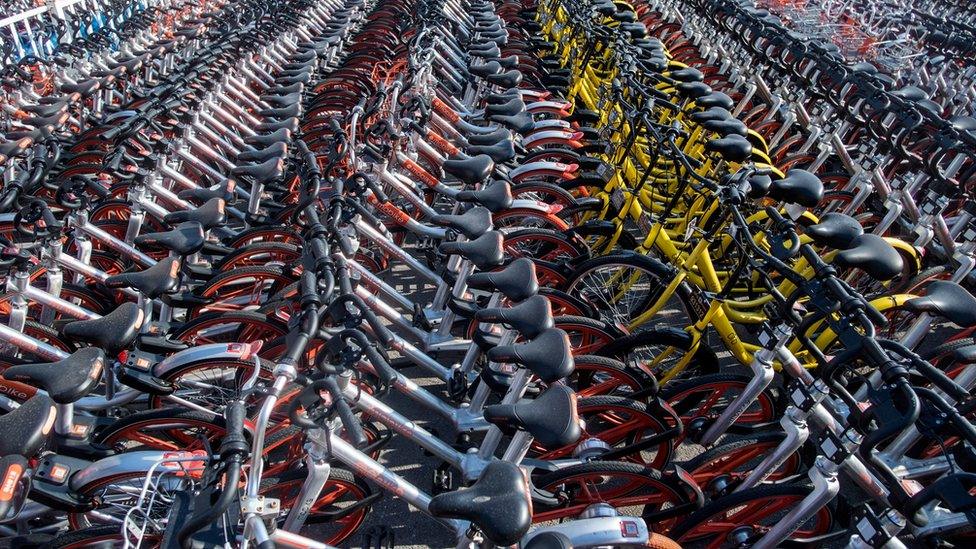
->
153, 342, 261, 378
882, 237, 921, 272
69, 450, 206, 492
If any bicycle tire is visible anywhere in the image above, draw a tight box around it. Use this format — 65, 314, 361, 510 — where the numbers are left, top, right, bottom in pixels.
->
597, 325, 721, 381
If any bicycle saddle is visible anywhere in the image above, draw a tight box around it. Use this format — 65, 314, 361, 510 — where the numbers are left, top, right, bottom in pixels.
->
104, 257, 181, 299
467, 127, 513, 146
484, 96, 525, 118
0, 395, 55, 458
475, 294, 553, 339
261, 92, 302, 108
264, 82, 304, 95
488, 327, 574, 383
470, 61, 502, 78
696, 91, 735, 110
471, 45, 501, 58
704, 135, 752, 163
486, 70, 523, 89
612, 9, 637, 22
232, 157, 285, 184
443, 154, 495, 185
890, 85, 928, 102
432, 206, 493, 239
237, 141, 288, 163
62, 302, 144, 353
456, 180, 514, 212
178, 181, 236, 204
850, 61, 878, 75
163, 198, 226, 231
904, 281, 976, 327
276, 72, 312, 86
703, 117, 748, 137
428, 461, 531, 546
953, 344, 976, 364
621, 22, 648, 39
484, 383, 581, 448
524, 532, 573, 549
494, 54, 519, 69
466, 138, 516, 163
491, 112, 535, 134
20, 100, 69, 118
833, 234, 903, 281
256, 117, 300, 134
135, 222, 206, 256
0, 138, 32, 163
4, 348, 104, 404
768, 169, 824, 207
668, 67, 704, 82
60, 79, 100, 97
676, 81, 713, 99
469, 257, 539, 301
258, 103, 301, 120
950, 115, 976, 134
245, 127, 291, 147
805, 212, 863, 249
21, 111, 68, 131
439, 230, 505, 269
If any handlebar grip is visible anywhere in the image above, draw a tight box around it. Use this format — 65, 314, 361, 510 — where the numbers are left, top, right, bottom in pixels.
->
329, 118, 343, 134
219, 400, 248, 459
362, 343, 397, 391
324, 377, 367, 448
300, 270, 318, 302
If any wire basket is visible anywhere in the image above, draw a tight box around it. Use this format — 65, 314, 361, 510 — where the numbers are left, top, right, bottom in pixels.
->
121, 452, 210, 549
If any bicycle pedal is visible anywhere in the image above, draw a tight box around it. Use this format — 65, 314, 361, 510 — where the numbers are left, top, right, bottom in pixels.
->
432, 463, 454, 495
361, 525, 395, 549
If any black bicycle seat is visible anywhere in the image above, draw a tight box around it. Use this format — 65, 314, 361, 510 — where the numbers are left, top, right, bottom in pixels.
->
833, 234, 903, 281
486, 69, 523, 89
484, 384, 581, 448
20, 100, 69, 118
275, 72, 312, 86
690, 107, 733, 124
428, 461, 531, 546
850, 61, 878, 75
62, 302, 144, 353
484, 96, 525, 118
237, 141, 288, 163
904, 281, 976, 327
22, 111, 68, 131
264, 82, 304, 96
456, 180, 514, 213
950, 115, 976, 134
260, 92, 302, 108
438, 230, 505, 269
495, 54, 519, 69
806, 212, 863, 249
135, 222, 206, 256
475, 294, 553, 339
491, 112, 535, 134
703, 117, 747, 137
471, 45, 501, 58
466, 138, 516, 163
0, 395, 55, 458
443, 154, 495, 185
467, 127, 513, 146
432, 206, 493, 239
696, 91, 735, 110
178, 181, 236, 204
470, 61, 502, 78
487, 328, 574, 382
524, 532, 573, 549
668, 67, 704, 82
468, 256, 537, 299
953, 344, 976, 364
104, 257, 181, 299
232, 157, 284, 185
60, 79, 100, 97
0, 138, 32, 163
245, 127, 291, 147
258, 103, 301, 120
704, 135, 753, 163
890, 85, 928, 102
163, 198, 226, 231
256, 117, 300, 134
676, 81, 712, 99
4, 348, 104, 404
768, 169, 824, 207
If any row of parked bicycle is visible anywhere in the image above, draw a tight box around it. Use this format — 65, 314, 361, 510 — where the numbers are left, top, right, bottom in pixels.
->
0, 0, 974, 546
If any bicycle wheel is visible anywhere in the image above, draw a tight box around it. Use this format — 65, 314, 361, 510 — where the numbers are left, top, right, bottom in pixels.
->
566, 355, 657, 399
188, 266, 294, 317
554, 315, 624, 355
564, 253, 696, 329
69, 470, 177, 529
149, 358, 273, 410
94, 409, 227, 452
598, 326, 720, 382
503, 227, 588, 262
214, 241, 301, 270
50, 525, 160, 548
660, 373, 779, 437
261, 467, 373, 545
669, 484, 834, 548
533, 461, 695, 531
530, 395, 674, 469
172, 310, 288, 346
683, 432, 808, 489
